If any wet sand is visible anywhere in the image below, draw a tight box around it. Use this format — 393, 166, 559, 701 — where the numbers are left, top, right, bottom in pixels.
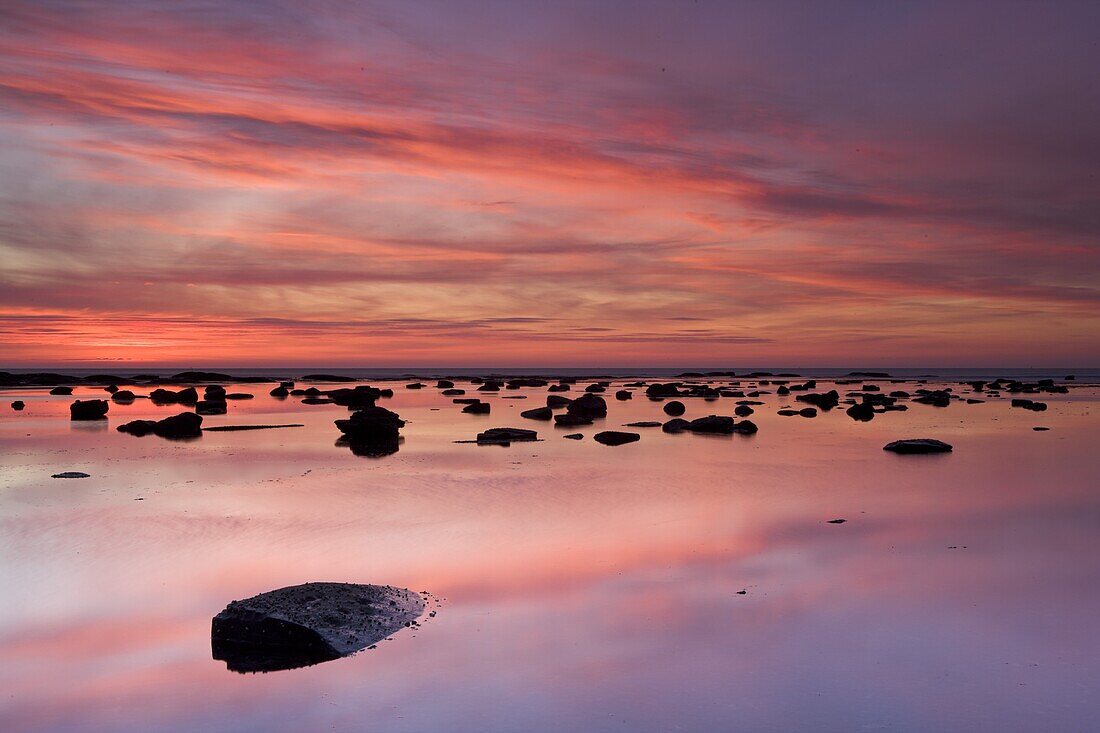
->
0, 374, 1098, 732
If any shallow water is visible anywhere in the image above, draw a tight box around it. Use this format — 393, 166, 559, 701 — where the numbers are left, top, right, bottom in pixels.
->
1, 379, 1097, 732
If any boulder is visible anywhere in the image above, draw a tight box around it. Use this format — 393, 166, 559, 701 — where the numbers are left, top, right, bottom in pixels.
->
461, 401, 491, 414
335, 406, 405, 441
662, 418, 690, 433
441, 388, 466, 396
118, 412, 203, 439
150, 387, 199, 405
846, 402, 875, 421
70, 399, 108, 420
883, 439, 953, 454
663, 401, 686, 417
476, 427, 538, 445
563, 433, 584, 440
11, 400, 24, 411
195, 400, 227, 415
567, 393, 607, 419
594, 430, 640, 446
734, 405, 754, 417
436, 380, 455, 389
49, 386, 73, 395
51, 471, 90, 478
684, 415, 734, 433
796, 391, 839, 410
615, 390, 632, 401
554, 413, 593, 427
546, 395, 572, 408
520, 406, 553, 420
211, 582, 424, 673
111, 390, 137, 402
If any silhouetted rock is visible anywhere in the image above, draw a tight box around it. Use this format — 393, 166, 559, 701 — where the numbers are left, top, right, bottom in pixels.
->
52, 471, 90, 479
211, 582, 424, 673
203, 424, 303, 432
302, 374, 357, 382
171, 371, 234, 382
335, 406, 405, 441
520, 406, 553, 420
913, 390, 952, 407
111, 390, 136, 402
476, 427, 538, 445
225, 393, 253, 400
547, 383, 570, 392
442, 388, 466, 396
326, 386, 390, 408
462, 401, 491, 414
734, 404, 754, 417
1011, 398, 1048, 412
563, 433, 584, 440
624, 421, 662, 427
554, 413, 593, 427
594, 430, 640, 446
151, 387, 199, 405
567, 393, 607, 419
662, 418, 690, 433
301, 397, 334, 405
50, 386, 73, 395
615, 390, 632, 401
663, 400, 686, 417
796, 390, 840, 410
436, 380, 455, 389
546, 395, 572, 408
70, 399, 108, 420
11, 400, 25, 410
118, 412, 203, 439
269, 385, 289, 397
846, 402, 875, 421
799, 407, 817, 418
883, 439, 953, 454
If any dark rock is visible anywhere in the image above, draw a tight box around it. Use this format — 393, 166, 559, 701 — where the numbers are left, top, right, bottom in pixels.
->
796, 390, 840, 410
734, 404, 754, 417
846, 402, 875, 421
203, 424, 304, 432
624, 421, 662, 427
461, 401, 491, 414
171, 371, 235, 382
554, 413, 593, 427
594, 430, 640, 446
563, 433, 584, 440
335, 406, 405, 441
777, 409, 798, 416
883, 439, 953, 454
685, 415, 735, 433
546, 395, 572, 408
51, 471, 90, 479
301, 374, 357, 382
224, 393, 253, 400
301, 397, 334, 405
118, 412, 203, 439
405, 383, 425, 389
547, 384, 570, 392
70, 399, 108, 420
204, 385, 227, 400
476, 427, 538, 445
913, 390, 952, 407
11, 400, 25, 410
584, 384, 606, 393
1032, 426, 1050, 431
520, 406, 553, 420
50, 386, 74, 395
663, 401, 686, 417
1011, 398, 1047, 412
799, 407, 818, 418
326, 386, 389, 408
827, 519, 847, 524
211, 582, 424, 673
441, 388, 466, 396
436, 380, 455, 389
733, 419, 758, 434
150, 387, 199, 405
615, 390, 632, 401
662, 418, 690, 433
566, 393, 607, 419
111, 390, 137, 402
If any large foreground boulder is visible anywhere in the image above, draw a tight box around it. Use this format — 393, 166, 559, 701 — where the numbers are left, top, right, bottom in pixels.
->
883, 439, 953, 454
211, 582, 424, 673
70, 399, 108, 420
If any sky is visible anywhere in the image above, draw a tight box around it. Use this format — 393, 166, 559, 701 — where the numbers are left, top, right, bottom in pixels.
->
0, 0, 1098, 368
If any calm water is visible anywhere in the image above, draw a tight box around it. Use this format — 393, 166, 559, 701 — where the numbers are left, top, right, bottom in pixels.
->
1, 378, 1097, 732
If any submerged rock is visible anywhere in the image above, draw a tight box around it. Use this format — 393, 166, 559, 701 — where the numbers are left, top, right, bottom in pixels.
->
211, 582, 424, 673
70, 399, 108, 420
883, 439, 953, 454
554, 413, 592, 427
594, 430, 640, 446
195, 399, 227, 415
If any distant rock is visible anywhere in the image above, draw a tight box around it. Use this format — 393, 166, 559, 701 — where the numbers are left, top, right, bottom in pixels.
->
476, 427, 538, 445
335, 406, 404, 442
624, 421, 662, 427
554, 413, 593, 427
405, 383, 425, 390
51, 471, 90, 479
846, 402, 875, 421
270, 385, 289, 397
734, 404, 754, 417
436, 380, 455, 389
461, 401, 491, 414
796, 391, 840, 410
150, 387, 199, 405
662, 418, 690, 433
211, 582, 424, 673
195, 400, 227, 415
70, 399, 108, 420
441, 388, 466, 396
50, 386, 73, 395
567, 393, 607, 419
546, 395, 572, 408
883, 439, 953, 454
563, 433, 584, 440
111, 390, 137, 402
302, 374, 357, 382
615, 390, 632, 401
799, 407, 817, 418
594, 430, 640, 446
1011, 398, 1047, 412
520, 406, 553, 420
684, 415, 735, 433
118, 412, 203, 439
224, 393, 253, 400
11, 400, 24, 411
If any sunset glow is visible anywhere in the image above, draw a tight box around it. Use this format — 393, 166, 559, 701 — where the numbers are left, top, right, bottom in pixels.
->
2, 2, 1098, 366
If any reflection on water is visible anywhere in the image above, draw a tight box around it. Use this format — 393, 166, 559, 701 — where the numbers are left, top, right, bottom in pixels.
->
0, 380, 1098, 732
